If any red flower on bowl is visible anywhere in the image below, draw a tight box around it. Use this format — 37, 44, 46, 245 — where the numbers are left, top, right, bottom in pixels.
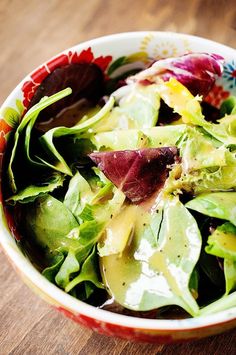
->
204, 84, 230, 108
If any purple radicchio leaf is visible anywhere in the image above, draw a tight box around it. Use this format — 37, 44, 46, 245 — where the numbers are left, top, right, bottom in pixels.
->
127, 53, 224, 97
89, 147, 178, 203
29, 63, 105, 123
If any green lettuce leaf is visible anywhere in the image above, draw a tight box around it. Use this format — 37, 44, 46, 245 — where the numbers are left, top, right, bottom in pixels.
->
91, 124, 186, 151
156, 78, 206, 126
203, 114, 236, 145
53, 220, 104, 293
166, 165, 236, 196
180, 128, 227, 172
205, 222, 236, 260
224, 258, 236, 295
186, 192, 236, 226
43, 231, 104, 297
66, 220, 105, 261
92, 84, 160, 132
205, 222, 236, 295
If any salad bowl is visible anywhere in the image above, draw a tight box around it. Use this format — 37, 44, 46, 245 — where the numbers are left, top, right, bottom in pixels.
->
1, 31, 236, 343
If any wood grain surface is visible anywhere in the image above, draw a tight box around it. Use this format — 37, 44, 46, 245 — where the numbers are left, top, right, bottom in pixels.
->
0, 0, 236, 354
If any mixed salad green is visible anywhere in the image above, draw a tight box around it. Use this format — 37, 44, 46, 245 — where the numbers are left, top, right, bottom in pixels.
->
4, 52, 236, 318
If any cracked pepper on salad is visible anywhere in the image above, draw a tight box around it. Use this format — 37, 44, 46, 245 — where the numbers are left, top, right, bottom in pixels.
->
3, 51, 236, 319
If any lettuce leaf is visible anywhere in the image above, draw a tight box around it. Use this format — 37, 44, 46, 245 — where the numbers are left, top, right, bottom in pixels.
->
203, 114, 236, 145
186, 192, 236, 226
43, 233, 104, 297
180, 128, 227, 172
204, 222, 236, 296
155, 78, 206, 126
166, 165, 236, 196
42, 253, 65, 282
224, 258, 236, 295
92, 84, 160, 132
205, 222, 236, 260
91, 124, 186, 151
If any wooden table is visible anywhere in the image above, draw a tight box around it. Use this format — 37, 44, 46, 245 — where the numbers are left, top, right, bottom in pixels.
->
0, 0, 236, 353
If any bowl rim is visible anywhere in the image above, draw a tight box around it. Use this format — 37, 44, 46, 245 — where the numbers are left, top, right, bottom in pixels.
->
1, 30, 236, 332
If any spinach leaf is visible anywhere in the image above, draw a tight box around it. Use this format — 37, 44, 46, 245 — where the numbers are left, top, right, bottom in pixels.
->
21, 194, 79, 253
7, 88, 72, 193
220, 96, 236, 116
55, 249, 80, 289
65, 246, 104, 293
199, 248, 225, 287
6, 172, 65, 204
64, 170, 125, 226
64, 171, 93, 218
42, 253, 65, 283
101, 197, 201, 316
42, 224, 104, 297
189, 268, 199, 300
98, 205, 138, 257
39, 96, 115, 175
200, 291, 236, 315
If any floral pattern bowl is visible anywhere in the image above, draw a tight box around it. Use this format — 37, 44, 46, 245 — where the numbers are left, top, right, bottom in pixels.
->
1, 32, 236, 343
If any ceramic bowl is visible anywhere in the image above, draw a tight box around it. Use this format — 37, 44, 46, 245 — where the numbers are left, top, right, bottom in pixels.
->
1, 32, 236, 343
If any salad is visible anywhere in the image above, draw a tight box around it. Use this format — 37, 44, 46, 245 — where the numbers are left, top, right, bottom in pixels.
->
3, 51, 236, 319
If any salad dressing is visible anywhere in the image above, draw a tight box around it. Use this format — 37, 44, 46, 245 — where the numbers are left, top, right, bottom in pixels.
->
5, 51, 236, 319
